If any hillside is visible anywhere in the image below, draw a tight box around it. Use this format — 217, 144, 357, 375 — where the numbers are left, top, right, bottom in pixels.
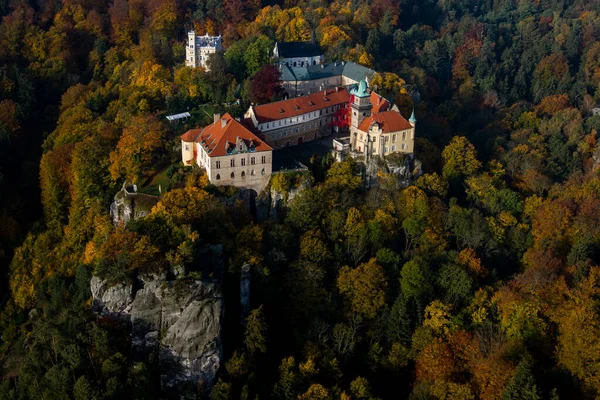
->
1, 0, 600, 398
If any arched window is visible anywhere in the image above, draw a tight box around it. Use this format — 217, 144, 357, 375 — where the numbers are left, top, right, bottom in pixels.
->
216, 174, 220, 180
241, 171, 246, 179
251, 169, 255, 176
261, 169, 265, 175
231, 172, 235, 179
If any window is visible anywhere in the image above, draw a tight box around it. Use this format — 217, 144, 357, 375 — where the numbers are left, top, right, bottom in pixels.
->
185, 144, 190, 151
261, 169, 265, 175
231, 172, 235, 178
402, 132, 407, 140
373, 137, 377, 142
384, 147, 388, 153
251, 169, 255, 176
402, 143, 406, 150
216, 174, 220, 180
392, 145, 396, 151
261, 156, 266, 164
251, 157, 255, 165
392, 134, 396, 142
241, 158, 246, 166
296, 128, 299, 133
362, 112, 366, 116
230, 159, 235, 167
216, 161, 221, 169
241, 171, 246, 179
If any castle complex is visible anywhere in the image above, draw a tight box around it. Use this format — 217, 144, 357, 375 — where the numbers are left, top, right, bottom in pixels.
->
186, 31, 222, 70
181, 80, 414, 189
181, 37, 415, 190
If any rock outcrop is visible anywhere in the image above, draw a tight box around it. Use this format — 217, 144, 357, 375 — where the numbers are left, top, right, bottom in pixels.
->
91, 272, 223, 396
109, 183, 159, 226
256, 174, 312, 221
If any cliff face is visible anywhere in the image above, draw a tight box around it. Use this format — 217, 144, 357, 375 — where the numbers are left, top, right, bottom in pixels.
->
91, 273, 223, 395
256, 176, 311, 222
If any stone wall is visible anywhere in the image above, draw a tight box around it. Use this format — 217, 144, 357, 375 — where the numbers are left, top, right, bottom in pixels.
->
109, 184, 159, 226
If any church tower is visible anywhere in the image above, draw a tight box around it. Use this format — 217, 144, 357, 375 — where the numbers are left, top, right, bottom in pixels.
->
350, 79, 372, 129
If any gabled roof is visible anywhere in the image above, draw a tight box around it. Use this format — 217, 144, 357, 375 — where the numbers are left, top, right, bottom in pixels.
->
341, 62, 376, 82
371, 91, 390, 113
180, 113, 272, 157
279, 61, 374, 84
276, 42, 322, 58
251, 88, 350, 124
358, 111, 413, 133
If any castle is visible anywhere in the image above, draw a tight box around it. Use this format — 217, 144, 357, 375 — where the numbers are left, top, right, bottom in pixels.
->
180, 113, 273, 191
181, 80, 415, 190
186, 31, 222, 70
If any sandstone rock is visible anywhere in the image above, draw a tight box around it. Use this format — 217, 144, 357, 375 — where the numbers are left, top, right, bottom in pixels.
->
90, 273, 223, 396
90, 275, 133, 316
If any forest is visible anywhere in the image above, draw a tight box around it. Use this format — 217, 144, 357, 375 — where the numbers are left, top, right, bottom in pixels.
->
1, 0, 600, 398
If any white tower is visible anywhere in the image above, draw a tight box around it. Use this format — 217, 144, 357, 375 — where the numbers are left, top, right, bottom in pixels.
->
186, 30, 197, 68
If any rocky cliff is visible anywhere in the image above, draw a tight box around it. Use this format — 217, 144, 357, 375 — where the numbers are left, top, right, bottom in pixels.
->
91, 272, 223, 396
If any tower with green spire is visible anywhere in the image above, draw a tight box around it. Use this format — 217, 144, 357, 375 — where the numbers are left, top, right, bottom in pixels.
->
409, 108, 416, 127
350, 79, 372, 129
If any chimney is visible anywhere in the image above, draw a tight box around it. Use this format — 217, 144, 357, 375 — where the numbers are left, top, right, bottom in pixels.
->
214, 113, 221, 123
335, 86, 339, 92
221, 118, 227, 128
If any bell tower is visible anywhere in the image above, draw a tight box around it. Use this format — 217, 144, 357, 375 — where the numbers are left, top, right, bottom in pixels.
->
351, 79, 372, 129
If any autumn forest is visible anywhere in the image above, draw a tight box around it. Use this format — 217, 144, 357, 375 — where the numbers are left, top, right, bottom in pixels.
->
1, 0, 600, 398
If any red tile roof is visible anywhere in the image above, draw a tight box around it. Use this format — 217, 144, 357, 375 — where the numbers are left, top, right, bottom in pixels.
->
370, 91, 390, 113
358, 111, 413, 133
180, 113, 272, 157
251, 87, 350, 123
181, 129, 202, 142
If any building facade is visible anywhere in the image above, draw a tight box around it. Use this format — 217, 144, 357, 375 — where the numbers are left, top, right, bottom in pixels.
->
186, 31, 222, 70
349, 80, 415, 158
280, 61, 376, 98
181, 113, 273, 191
274, 41, 324, 68
244, 87, 350, 149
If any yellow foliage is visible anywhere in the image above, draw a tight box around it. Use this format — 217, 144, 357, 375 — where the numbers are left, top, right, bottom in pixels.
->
524, 195, 543, 219
130, 61, 173, 98
497, 211, 517, 227
457, 248, 486, 278
370, 72, 408, 96
358, 51, 374, 68
486, 216, 505, 243
319, 25, 351, 48
299, 358, 319, 377
423, 300, 453, 336
337, 258, 387, 318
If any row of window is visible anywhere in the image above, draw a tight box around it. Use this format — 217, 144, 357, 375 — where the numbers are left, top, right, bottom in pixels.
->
260, 105, 343, 131
359, 132, 409, 142
215, 156, 267, 169
215, 169, 266, 180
